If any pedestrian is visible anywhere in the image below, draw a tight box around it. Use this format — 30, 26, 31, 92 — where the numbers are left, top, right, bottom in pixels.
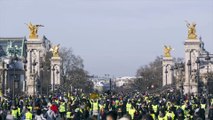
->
6, 111, 14, 120
34, 109, 46, 120
106, 111, 117, 120
44, 107, 56, 120
208, 104, 213, 120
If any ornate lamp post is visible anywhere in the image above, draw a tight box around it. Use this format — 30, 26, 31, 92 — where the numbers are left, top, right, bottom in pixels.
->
11, 55, 18, 105
56, 69, 59, 93
196, 52, 213, 95
7, 44, 20, 105
52, 66, 55, 93
205, 52, 212, 95
23, 58, 27, 93
195, 58, 201, 94
165, 69, 168, 85
174, 62, 184, 99
187, 60, 192, 94
32, 60, 37, 112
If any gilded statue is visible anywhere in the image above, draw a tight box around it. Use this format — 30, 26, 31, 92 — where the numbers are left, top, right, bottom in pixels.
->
50, 44, 60, 57
25, 22, 44, 39
164, 45, 172, 57
185, 20, 197, 39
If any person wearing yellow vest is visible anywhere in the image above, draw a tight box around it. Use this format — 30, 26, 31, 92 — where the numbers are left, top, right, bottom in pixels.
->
12, 106, 18, 119
166, 109, 175, 120
158, 111, 166, 120
66, 110, 72, 120
128, 106, 135, 119
92, 100, 99, 116
152, 104, 158, 114
25, 108, 33, 120
149, 110, 156, 120
126, 101, 132, 113
59, 101, 66, 119
17, 106, 21, 118
201, 103, 206, 110
27, 105, 33, 112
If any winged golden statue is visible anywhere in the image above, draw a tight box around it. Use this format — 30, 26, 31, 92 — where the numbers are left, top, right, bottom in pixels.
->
50, 44, 60, 57
26, 22, 44, 39
164, 45, 172, 57
185, 20, 197, 39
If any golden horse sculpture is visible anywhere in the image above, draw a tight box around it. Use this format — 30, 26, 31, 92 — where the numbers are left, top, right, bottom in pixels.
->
185, 21, 197, 39
26, 22, 44, 39
50, 44, 60, 57
164, 45, 172, 57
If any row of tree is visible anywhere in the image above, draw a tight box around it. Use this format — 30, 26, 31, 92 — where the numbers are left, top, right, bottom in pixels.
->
131, 56, 183, 92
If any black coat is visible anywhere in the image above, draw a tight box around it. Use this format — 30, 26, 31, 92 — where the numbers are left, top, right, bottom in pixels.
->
208, 107, 213, 120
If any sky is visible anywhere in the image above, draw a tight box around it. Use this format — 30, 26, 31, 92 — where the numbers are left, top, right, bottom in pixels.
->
0, 0, 213, 77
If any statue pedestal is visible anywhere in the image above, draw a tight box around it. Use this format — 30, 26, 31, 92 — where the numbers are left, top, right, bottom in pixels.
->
162, 57, 174, 86
184, 39, 200, 95
25, 38, 43, 95
51, 57, 61, 91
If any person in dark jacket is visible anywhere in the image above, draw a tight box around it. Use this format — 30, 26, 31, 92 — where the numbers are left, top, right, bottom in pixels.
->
208, 104, 213, 120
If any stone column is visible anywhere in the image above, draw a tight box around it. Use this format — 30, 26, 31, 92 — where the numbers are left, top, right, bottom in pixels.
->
25, 38, 43, 95
50, 57, 61, 91
162, 57, 174, 86
184, 39, 201, 94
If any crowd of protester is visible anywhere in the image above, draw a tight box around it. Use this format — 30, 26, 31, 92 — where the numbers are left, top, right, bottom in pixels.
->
0, 90, 212, 120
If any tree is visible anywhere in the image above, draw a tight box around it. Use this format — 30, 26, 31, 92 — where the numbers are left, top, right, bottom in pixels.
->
133, 56, 184, 92
134, 56, 162, 91
59, 47, 93, 93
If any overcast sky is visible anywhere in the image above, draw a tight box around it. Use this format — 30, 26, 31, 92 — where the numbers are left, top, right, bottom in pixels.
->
0, 0, 213, 77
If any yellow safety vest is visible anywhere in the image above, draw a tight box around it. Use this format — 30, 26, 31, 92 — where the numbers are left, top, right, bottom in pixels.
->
27, 106, 32, 112
201, 104, 206, 109
66, 111, 71, 118
166, 112, 175, 120
25, 112, 33, 120
55, 100, 59, 104
150, 113, 155, 120
181, 104, 186, 110
158, 115, 166, 120
129, 108, 135, 119
152, 105, 158, 113
18, 107, 21, 116
126, 103, 131, 112
59, 102, 66, 112
93, 102, 98, 111
12, 109, 18, 118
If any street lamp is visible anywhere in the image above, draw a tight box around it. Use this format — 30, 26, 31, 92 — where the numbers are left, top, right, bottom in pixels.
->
32, 60, 37, 96
52, 66, 55, 93
23, 58, 27, 93
196, 52, 213, 95
205, 52, 211, 96
56, 70, 59, 93
165, 69, 168, 85
40, 64, 43, 95
11, 55, 18, 105
174, 62, 184, 99
187, 59, 192, 94
195, 58, 201, 94
32, 60, 37, 112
